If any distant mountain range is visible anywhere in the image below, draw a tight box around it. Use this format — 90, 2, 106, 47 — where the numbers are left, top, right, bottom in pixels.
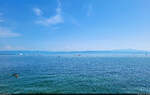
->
0, 49, 149, 55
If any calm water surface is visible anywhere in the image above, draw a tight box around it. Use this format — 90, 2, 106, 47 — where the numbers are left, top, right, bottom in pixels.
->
0, 54, 150, 94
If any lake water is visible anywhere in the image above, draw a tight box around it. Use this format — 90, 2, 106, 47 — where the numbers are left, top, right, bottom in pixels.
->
0, 54, 150, 94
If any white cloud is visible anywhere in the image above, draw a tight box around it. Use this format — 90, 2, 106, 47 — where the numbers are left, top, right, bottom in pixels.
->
87, 4, 93, 16
0, 27, 20, 38
35, 0, 63, 26
33, 8, 42, 16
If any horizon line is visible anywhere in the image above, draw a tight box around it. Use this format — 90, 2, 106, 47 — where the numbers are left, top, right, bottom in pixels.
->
0, 49, 149, 52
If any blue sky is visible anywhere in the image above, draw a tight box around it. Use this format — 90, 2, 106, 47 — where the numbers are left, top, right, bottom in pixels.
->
0, 0, 150, 51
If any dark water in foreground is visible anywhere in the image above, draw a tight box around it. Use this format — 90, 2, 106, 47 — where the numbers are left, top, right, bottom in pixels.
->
0, 54, 150, 94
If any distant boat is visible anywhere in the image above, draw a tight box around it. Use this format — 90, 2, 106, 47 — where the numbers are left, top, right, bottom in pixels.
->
78, 54, 81, 56
19, 53, 23, 56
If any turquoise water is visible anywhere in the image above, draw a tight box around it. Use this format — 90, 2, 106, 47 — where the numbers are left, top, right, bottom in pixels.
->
0, 54, 150, 94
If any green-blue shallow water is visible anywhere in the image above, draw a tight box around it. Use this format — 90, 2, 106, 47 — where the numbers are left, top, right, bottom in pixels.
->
0, 54, 150, 94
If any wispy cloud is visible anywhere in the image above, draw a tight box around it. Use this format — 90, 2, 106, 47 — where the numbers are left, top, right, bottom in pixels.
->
1, 45, 12, 50
0, 19, 4, 22
70, 17, 81, 27
0, 27, 20, 38
0, 12, 4, 22
0, 45, 26, 50
87, 4, 93, 16
35, 0, 63, 26
37, 14, 63, 26
0, 13, 2, 16
33, 8, 42, 16
0, 12, 20, 38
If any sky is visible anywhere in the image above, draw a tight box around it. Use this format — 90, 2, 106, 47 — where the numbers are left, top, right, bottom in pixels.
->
0, 0, 150, 51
